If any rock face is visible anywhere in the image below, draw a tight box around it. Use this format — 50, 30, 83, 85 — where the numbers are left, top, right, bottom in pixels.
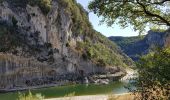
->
109, 29, 170, 61
0, 0, 132, 90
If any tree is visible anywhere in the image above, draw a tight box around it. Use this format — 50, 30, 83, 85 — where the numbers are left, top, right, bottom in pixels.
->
131, 48, 170, 100
88, 0, 170, 33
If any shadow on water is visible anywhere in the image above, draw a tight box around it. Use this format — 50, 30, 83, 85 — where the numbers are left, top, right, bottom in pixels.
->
0, 81, 130, 100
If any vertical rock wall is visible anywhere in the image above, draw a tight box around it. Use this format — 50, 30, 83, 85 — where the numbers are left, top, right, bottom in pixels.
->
0, 54, 50, 89
0, 0, 127, 90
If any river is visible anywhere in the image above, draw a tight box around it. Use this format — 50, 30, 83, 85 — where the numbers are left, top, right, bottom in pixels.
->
0, 69, 136, 100
0, 81, 131, 100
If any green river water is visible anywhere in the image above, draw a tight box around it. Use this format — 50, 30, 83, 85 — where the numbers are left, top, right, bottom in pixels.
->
0, 81, 129, 100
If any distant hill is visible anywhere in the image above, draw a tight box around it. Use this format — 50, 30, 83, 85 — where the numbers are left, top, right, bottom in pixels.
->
109, 30, 170, 61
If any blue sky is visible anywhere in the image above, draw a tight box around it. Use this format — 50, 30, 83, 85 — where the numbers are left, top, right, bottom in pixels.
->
76, 0, 141, 37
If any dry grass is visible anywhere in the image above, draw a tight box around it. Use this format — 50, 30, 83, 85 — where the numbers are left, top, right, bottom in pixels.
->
115, 94, 134, 100
108, 93, 134, 100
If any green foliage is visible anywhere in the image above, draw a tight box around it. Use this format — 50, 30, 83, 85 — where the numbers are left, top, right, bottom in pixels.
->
57, 0, 134, 68
0, 0, 133, 68
88, 0, 170, 33
59, 0, 93, 37
64, 92, 75, 97
18, 91, 44, 100
150, 25, 167, 32
6, 0, 52, 15
76, 40, 130, 67
109, 36, 144, 48
132, 48, 170, 99
29, 0, 52, 15
64, 92, 75, 100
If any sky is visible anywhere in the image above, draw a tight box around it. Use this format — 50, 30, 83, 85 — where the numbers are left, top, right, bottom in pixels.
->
76, 0, 140, 37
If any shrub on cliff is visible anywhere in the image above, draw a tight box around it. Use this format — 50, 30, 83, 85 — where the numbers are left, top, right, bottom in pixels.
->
58, 0, 133, 67
29, 0, 52, 15
4, 0, 52, 15
59, 0, 93, 37
76, 41, 127, 67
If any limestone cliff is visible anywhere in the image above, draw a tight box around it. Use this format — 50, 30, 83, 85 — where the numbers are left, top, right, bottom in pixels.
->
109, 29, 170, 61
0, 0, 133, 90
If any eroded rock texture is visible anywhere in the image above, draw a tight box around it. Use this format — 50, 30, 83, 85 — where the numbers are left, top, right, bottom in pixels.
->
0, 0, 130, 90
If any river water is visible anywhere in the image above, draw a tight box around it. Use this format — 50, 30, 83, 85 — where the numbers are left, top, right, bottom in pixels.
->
0, 70, 136, 100
0, 81, 131, 100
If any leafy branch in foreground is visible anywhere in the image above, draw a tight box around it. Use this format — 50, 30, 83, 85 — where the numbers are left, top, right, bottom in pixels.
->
88, 0, 170, 33
131, 48, 170, 100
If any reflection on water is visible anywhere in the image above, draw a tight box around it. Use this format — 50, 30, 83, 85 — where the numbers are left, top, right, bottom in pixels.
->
0, 81, 130, 100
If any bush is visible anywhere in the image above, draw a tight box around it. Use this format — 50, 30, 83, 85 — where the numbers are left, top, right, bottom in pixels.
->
132, 48, 170, 99
59, 0, 92, 37
76, 41, 127, 67
6, 0, 52, 15
28, 0, 52, 15
18, 91, 44, 100
37, 0, 52, 15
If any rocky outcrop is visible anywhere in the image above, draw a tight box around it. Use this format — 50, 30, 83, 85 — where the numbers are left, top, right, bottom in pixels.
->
0, 0, 132, 90
0, 54, 49, 89
109, 29, 170, 61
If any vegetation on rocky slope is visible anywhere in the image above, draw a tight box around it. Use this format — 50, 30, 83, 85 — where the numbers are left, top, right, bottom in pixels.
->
59, 0, 133, 67
0, 0, 133, 68
109, 36, 146, 61
59, 0, 93, 37
109, 30, 168, 61
88, 0, 170, 99
109, 36, 144, 49
2, 0, 52, 15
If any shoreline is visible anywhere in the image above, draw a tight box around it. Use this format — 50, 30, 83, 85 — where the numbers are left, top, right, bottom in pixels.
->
0, 69, 136, 100
45, 93, 134, 100
0, 73, 125, 93
0, 83, 64, 93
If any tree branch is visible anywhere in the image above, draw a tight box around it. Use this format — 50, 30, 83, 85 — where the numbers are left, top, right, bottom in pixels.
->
136, 0, 170, 26
149, 0, 170, 5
